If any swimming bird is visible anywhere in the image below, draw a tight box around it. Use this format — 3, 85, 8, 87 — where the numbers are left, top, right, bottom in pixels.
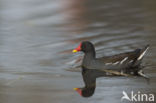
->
72, 41, 149, 97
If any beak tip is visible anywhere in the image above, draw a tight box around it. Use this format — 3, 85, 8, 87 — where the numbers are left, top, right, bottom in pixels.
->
72, 49, 77, 53
73, 88, 78, 90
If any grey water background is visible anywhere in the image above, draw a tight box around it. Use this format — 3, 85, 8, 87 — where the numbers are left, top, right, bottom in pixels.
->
0, 0, 156, 103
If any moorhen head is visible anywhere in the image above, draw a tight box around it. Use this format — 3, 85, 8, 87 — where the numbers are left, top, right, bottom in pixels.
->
73, 41, 95, 56
73, 87, 95, 97
72, 41, 149, 97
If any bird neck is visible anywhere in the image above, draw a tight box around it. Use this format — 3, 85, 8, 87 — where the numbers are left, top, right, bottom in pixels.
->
84, 51, 96, 59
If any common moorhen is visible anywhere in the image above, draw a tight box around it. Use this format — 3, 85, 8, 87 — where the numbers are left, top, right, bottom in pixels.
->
72, 41, 149, 97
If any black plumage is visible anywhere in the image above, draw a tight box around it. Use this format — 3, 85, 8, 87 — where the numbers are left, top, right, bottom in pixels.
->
73, 41, 149, 97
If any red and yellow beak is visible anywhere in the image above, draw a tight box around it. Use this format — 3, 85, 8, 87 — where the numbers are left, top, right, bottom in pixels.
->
72, 43, 82, 53
73, 88, 82, 96
73, 88, 78, 90
72, 49, 78, 53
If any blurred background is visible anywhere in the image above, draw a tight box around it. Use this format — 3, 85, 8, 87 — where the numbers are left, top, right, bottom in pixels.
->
0, 0, 156, 103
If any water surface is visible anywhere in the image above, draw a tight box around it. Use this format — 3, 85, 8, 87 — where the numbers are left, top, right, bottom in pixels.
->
0, 0, 156, 103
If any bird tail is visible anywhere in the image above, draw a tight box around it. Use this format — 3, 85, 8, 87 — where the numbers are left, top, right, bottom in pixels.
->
137, 44, 149, 61
136, 45, 150, 80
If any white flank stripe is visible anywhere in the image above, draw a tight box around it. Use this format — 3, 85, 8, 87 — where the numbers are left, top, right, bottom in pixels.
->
137, 47, 149, 60
113, 61, 119, 65
105, 63, 112, 65
129, 60, 133, 63
120, 57, 128, 64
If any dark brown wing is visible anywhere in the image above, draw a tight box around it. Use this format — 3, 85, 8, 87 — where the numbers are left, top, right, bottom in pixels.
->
98, 45, 149, 66
98, 50, 140, 63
